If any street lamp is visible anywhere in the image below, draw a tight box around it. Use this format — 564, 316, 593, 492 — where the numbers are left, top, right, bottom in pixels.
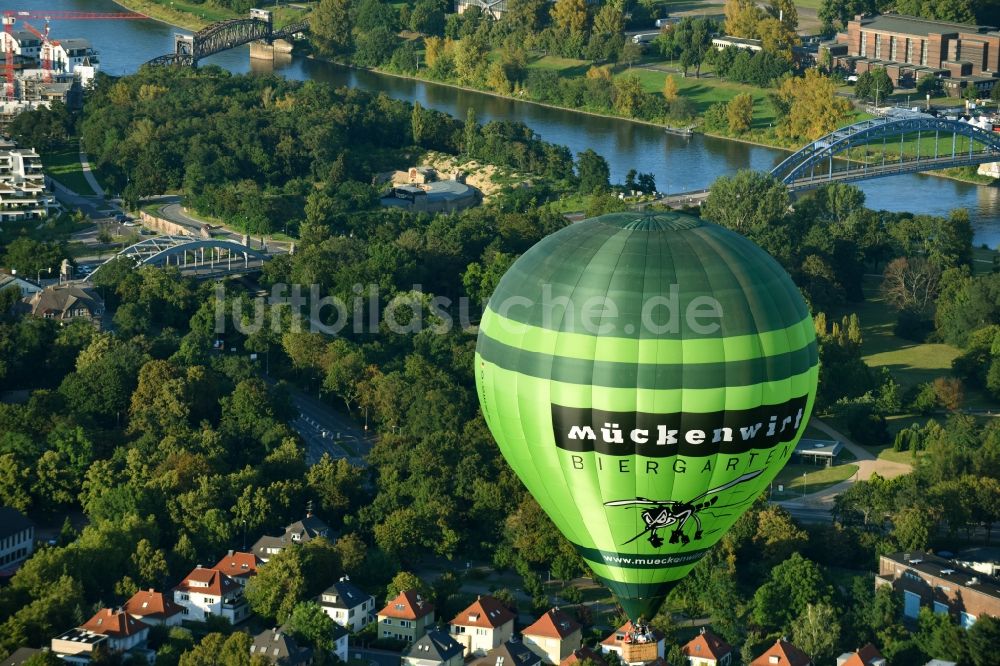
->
37, 266, 51, 284
802, 472, 808, 498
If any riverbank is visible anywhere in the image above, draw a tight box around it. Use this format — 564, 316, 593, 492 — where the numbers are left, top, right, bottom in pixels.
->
112, 0, 225, 31
113, 0, 312, 32
325, 59, 1000, 189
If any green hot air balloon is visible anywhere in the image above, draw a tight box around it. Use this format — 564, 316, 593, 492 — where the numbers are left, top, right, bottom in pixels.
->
475, 211, 819, 624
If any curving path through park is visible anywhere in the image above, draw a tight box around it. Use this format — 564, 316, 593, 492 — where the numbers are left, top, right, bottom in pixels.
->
780, 418, 913, 512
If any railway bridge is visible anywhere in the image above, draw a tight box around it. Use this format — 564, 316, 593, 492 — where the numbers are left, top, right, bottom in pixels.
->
146, 8, 308, 66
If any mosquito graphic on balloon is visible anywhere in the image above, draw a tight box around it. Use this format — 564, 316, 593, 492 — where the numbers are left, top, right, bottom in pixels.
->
604, 469, 764, 548
475, 211, 820, 625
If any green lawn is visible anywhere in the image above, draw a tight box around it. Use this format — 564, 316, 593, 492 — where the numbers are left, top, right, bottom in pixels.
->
772, 462, 859, 498
549, 191, 592, 213
831, 277, 962, 391
877, 447, 922, 464
114, 0, 238, 30
41, 149, 94, 195
624, 65, 780, 126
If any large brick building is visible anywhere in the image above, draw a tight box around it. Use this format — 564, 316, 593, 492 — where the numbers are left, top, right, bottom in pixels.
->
831, 14, 1000, 96
876, 551, 1000, 628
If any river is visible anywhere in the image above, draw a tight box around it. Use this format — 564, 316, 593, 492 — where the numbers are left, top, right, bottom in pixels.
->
24, 0, 1000, 246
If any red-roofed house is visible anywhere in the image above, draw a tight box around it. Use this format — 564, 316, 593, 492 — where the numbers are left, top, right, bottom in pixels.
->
212, 550, 262, 587
681, 627, 733, 666
72, 608, 148, 652
836, 645, 886, 666
124, 588, 184, 627
560, 646, 607, 666
523, 608, 583, 664
450, 595, 515, 656
750, 640, 812, 666
378, 590, 436, 642
600, 622, 664, 666
173, 565, 250, 624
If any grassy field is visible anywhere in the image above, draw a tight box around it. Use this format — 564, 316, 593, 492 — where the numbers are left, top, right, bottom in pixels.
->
41, 149, 94, 195
831, 276, 962, 391
772, 462, 859, 498
629, 66, 780, 127
524, 54, 780, 126
113, 0, 238, 30
112, 0, 309, 31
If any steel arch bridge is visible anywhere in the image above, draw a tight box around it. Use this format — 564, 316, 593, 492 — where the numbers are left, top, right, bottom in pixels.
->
85, 235, 269, 281
145, 12, 309, 66
769, 108, 1000, 190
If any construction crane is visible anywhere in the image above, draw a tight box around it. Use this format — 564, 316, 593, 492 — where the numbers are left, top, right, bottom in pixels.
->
1, 9, 146, 100
20, 20, 52, 83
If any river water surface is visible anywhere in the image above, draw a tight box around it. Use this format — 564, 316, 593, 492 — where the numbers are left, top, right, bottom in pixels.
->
26, 0, 1000, 245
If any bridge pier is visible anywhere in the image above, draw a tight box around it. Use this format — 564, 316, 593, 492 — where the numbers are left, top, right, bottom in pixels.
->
250, 40, 274, 61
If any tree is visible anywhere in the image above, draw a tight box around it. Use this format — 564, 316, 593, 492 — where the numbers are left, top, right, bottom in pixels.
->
881, 257, 942, 315
919, 74, 940, 97
757, 17, 799, 61
576, 149, 610, 193
702, 169, 789, 235
286, 601, 338, 651
311, 0, 352, 56
893, 506, 937, 551
132, 538, 169, 587
915, 607, 968, 664
593, 0, 625, 35
664, 18, 714, 78
410, 0, 445, 36
662, 74, 679, 102
967, 614, 1000, 666
353, 25, 397, 67
767, 0, 798, 32
933, 377, 965, 411
791, 603, 840, 662
726, 93, 754, 134
178, 632, 254, 666
550, 0, 588, 32
855, 68, 894, 104
386, 571, 430, 600
613, 73, 645, 116
724, 0, 764, 37
244, 546, 306, 623
751, 553, 831, 631
775, 69, 852, 142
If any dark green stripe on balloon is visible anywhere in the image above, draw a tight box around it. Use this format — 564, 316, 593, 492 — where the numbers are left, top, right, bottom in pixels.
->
477, 331, 818, 390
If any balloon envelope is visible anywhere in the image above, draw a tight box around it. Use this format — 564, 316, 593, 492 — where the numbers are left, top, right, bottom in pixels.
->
475, 211, 819, 622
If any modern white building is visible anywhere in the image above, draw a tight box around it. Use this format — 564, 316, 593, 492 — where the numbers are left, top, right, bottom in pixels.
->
173, 565, 250, 624
50, 39, 98, 76
0, 507, 34, 573
0, 146, 57, 222
318, 576, 375, 632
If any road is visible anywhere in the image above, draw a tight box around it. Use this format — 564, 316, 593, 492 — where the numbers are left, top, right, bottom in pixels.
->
280, 380, 373, 467
775, 501, 836, 524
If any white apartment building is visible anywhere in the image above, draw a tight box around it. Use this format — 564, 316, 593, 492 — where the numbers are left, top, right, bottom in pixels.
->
173, 565, 250, 624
